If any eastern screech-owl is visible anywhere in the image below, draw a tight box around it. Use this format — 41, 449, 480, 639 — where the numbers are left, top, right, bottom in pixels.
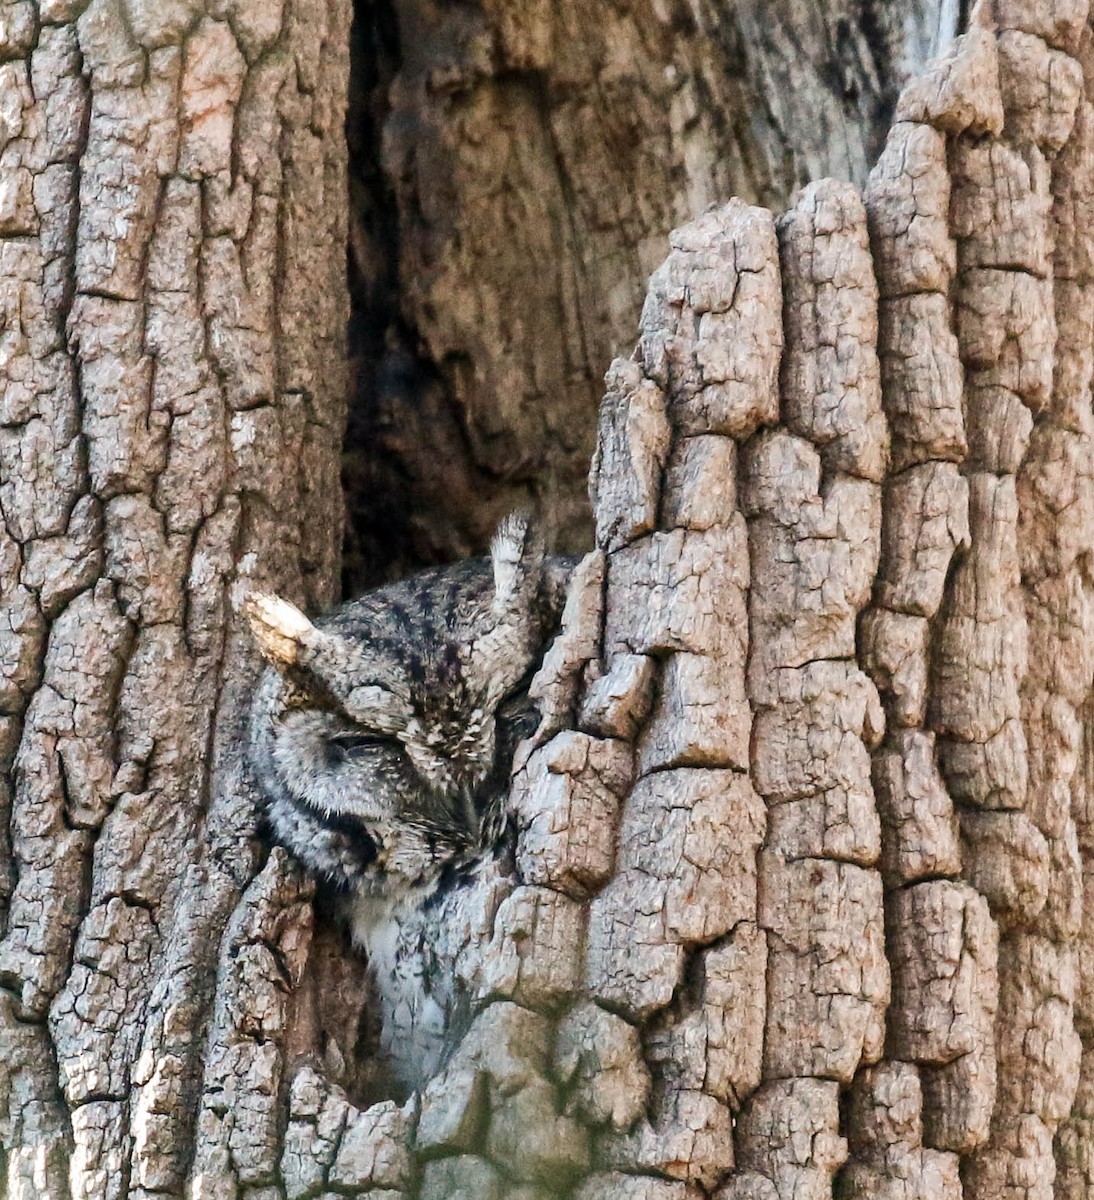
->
243, 514, 570, 1091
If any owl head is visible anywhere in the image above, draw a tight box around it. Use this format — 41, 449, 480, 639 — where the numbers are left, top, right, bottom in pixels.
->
241, 513, 571, 894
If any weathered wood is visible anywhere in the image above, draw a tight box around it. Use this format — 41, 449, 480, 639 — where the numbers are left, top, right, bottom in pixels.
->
0, 1, 349, 1196
5, 1, 1094, 1197
343, 0, 962, 586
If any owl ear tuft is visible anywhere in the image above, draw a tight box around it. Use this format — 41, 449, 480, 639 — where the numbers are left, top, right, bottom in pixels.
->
240, 590, 319, 668
490, 509, 542, 611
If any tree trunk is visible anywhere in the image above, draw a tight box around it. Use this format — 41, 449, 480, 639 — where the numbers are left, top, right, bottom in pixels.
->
342, 0, 961, 588
4, 2, 1094, 1200
0, 0, 350, 1195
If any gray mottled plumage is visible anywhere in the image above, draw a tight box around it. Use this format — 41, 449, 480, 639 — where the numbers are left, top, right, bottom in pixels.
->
243, 514, 571, 1090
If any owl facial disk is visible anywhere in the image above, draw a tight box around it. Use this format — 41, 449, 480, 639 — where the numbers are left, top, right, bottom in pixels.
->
266, 704, 416, 830
343, 683, 413, 734
397, 710, 496, 795
243, 590, 415, 732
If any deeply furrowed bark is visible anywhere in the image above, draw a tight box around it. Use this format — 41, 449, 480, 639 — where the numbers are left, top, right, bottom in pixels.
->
0, 0, 349, 1196
5, 1, 1094, 1199
343, 0, 962, 587
330, 4, 1093, 1196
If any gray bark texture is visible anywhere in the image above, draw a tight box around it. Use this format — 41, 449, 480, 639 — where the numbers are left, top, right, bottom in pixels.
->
342, 0, 959, 586
3, 0, 1094, 1199
0, 0, 350, 1196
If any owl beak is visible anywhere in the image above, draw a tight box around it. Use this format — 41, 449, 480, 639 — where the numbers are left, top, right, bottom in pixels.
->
239, 591, 322, 668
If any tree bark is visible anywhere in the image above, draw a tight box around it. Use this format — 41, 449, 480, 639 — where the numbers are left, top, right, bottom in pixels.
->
0, 0, 349, 1196
4, 1, 1094, 1199
342, 0, 961, 588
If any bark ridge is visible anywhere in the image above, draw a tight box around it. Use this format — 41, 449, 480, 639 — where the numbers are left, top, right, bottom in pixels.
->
4, 1, 1094, 1199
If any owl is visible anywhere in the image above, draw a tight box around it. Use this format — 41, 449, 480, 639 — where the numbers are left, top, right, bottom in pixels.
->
242, 513, 571, 1091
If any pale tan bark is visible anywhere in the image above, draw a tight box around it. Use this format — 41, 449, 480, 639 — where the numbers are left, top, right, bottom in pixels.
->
382, 3, 1094, 1196
343, 0, 963, 585
0, 0, 349, 1196
4, 1, 1094, 1199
